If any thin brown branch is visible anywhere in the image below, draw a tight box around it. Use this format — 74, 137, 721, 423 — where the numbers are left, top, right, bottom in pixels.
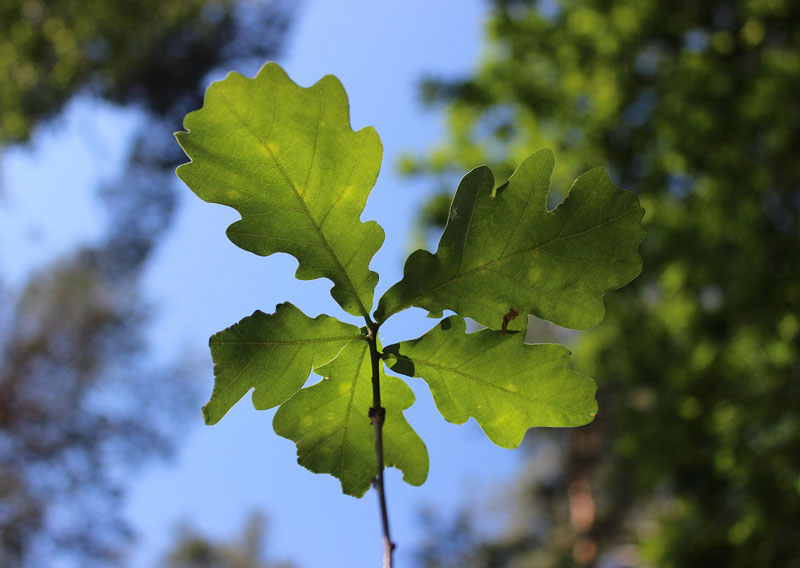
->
365, 318, 394, 568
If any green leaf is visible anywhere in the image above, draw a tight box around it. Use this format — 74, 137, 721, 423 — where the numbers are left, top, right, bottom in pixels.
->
176, 62, 384, 318
273, 340, 428, 497
383, 316, 597, 448
203, 302, 361, 425
375, 149, 645, 330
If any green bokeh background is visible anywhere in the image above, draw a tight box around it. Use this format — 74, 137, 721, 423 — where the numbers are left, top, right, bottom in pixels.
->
412, 0, 800, 566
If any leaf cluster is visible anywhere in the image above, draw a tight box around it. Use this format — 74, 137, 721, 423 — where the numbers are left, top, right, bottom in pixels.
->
409, 0, 800, 565
175, 62, 644, 497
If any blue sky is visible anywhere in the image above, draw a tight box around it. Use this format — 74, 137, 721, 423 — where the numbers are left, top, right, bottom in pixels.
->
1, 2, 532, 566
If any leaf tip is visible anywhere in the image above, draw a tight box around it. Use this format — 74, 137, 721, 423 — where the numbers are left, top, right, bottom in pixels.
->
539, 147, 556, 163
400, 465, 429, 487
201, 403, 218, 426
256, 60, 284, 76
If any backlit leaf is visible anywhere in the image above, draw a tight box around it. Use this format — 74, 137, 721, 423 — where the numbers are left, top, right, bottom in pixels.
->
274, 340, 428, 497
176, 62, 384, 317
203, 302, 361, 425
384, 316, 597, 448
375, 149, 644, 330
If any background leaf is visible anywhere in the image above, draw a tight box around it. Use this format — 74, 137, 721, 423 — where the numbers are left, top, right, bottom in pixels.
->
203, 302, 361, 425
384, 316, 597, 448
375, 150, 644, 330
274, 340, 429, 497
176, 62, 384, 317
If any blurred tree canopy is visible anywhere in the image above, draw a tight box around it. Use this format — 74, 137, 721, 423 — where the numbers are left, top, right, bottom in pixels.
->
160, 512, 294, 568
409, 0, 799, 566
1, 0, 286, 144
0, 1, 291, 566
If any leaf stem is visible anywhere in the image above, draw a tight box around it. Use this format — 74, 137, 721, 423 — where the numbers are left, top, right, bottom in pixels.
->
365, 318, 394, 568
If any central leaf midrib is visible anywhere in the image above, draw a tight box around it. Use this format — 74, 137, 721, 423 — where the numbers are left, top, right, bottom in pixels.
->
413, 358, 575, 409
219, 84, 370, 318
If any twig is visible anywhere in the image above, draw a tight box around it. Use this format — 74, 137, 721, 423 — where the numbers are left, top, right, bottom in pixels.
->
365, 319, 394, 568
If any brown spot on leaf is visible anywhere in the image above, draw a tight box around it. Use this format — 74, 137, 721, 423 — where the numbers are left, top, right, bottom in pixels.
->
531, 249, 539, 256
501, 308, 520, 334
